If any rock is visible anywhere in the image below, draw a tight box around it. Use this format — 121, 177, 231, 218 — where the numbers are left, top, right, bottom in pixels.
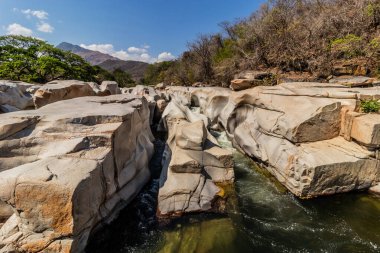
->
25, 85, 42, 94
120, 87, 133, 94
156, 99, 167, 114
348, 113, 380, 146
0, 81, 35, 110
332, 59, 368, 76
0, 94, 155, 252
0, 104, 20, 113
230, 79, 264, 91
33, 80, 97, 108
329, 76, 380, 87
176, 120, 207, 151
277, 71, 322, 84
230, 71, 275, 91
0, 202, 12, 223
369, 183, 380, 195
234, 70, 273, 80
192, 82, 205, 87
100, 81, 121, 95
165, 83, 380, 198
155, 82, 166, 90
158, 97, 234, 216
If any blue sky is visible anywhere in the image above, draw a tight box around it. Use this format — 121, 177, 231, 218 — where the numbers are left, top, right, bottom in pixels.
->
0, 0, 265, 63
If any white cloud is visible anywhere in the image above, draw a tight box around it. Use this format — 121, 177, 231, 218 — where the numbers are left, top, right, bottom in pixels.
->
37, 22, 54, 33
80, 43, 176, 63
127, 46, 147, 54
6, 23, 33, 36
80, 43, 114, 54
21, 9, 48, 20
158, 52, 176, 62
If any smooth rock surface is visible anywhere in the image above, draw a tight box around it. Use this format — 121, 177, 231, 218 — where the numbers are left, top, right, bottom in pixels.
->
0, 95, 155, 252
165, 83, 380, 198
0, 81, 35, 111
33, 80, 97, 108
369, 183, 380, 195
158, 97, 234, 216
100, 81, 122, 95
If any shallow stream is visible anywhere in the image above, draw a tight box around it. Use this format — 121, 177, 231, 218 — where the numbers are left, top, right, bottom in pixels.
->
87, 132, 380, 253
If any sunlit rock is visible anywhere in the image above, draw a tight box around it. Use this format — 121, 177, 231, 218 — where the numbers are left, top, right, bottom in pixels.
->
0, 80, 35, 111
158, 97, 234, 216
165, 83, 380, 198
33, 80, 97, 108
0, 95, 154, 252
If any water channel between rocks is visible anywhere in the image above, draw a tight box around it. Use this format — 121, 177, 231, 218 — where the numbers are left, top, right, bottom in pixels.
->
87, 131, 380, 253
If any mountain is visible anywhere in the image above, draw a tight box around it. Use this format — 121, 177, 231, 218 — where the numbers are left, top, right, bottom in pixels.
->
57, 42, 117, 65
98, 59, 149, 80
56, 42, 149, 81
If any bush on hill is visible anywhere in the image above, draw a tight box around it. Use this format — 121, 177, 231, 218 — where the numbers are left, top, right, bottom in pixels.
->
147, 0, 380, 86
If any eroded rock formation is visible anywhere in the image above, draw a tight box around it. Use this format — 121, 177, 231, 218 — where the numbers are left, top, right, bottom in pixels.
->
0, 81, 37, 113
157, 96, 234, 216
33, 80, 98, 108
166, 83, 380, 198
0, 95, 155, 252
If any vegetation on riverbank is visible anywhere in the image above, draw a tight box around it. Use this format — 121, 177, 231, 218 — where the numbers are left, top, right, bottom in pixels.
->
0, 35, 136, 87
143, 0, 380, 86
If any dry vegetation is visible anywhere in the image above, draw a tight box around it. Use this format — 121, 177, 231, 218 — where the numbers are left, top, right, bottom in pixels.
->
144, 0, 380, 86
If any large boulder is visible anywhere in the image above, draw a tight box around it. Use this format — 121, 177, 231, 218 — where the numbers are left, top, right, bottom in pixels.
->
230, 70, 275, 91
0, 95, 155, 252
165, 83, 380, 198
100, 81, 121, 95
33, 80, 97, 108
0, 81, 35, 111
158, 98, 234, 216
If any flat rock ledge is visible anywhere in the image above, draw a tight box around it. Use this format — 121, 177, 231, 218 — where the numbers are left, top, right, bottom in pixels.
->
0, 80, 124, 113
157, 96, 234, 217
0, 95, 155, 253
165, 82, 380, 198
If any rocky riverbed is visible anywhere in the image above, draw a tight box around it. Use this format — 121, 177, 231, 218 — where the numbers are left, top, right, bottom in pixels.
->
0, 79, 379, 252
86, 131, 380, 253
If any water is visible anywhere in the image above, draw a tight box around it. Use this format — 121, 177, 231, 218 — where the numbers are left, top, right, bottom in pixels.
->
87, 132, 380, 253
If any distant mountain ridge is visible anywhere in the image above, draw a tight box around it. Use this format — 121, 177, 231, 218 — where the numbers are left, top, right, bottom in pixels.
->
56, 42, 149, 81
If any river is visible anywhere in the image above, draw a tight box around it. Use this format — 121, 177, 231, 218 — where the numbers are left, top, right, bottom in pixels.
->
87, 132, 380, 253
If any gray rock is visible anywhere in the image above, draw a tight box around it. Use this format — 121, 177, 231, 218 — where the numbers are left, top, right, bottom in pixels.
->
158, 97, 234, 216
165, 83, 380, 198
0, 94, 155, 252
33, 80, 97, 108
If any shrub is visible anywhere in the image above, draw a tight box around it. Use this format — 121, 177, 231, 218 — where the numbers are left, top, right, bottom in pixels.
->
360, 99, 380, 113
330, 34, 365, 59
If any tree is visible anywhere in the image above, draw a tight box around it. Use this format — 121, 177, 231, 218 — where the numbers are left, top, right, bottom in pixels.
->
113, 69, 135, 88
0, 35, 106, 83
187, 35, 215, 82
142, 61, 176, 85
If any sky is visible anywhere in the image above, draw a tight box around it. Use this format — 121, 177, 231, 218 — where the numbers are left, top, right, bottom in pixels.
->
0, 0, 266, 63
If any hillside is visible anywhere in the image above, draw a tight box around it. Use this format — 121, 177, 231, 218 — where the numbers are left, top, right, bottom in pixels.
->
57, 42, 117, 65
98, 59, 149, 80
57, 42, 149, 81
145, 0, 380, 86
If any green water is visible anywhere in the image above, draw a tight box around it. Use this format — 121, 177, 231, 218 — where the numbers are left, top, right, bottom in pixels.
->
88, 133, 380, 253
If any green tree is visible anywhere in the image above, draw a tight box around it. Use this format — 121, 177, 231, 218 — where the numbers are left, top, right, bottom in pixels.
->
143, 61, 176, 85
0, 35, 106, 83
113, 69, 135, 88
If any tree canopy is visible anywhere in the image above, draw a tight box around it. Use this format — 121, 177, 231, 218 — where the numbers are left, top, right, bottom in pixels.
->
0, 35, 112, 83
